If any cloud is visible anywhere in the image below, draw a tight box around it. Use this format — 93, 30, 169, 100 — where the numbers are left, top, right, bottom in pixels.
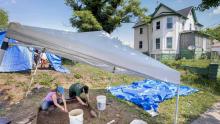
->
213, 6, 220, 15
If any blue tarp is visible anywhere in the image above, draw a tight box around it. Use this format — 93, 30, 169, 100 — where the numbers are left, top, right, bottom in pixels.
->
109, 79, 198, 112
46, 52, 70, 73
0, 31, 69, 73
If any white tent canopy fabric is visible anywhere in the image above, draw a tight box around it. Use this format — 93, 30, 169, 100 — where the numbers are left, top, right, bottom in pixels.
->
5, 22, 180, 84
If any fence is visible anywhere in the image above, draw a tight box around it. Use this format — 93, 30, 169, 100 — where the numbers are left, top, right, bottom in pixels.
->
181, 63, 220, 80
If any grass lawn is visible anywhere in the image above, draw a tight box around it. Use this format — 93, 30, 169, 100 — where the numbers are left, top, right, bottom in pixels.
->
66, 63, 220, 124
0, 60, 220, 124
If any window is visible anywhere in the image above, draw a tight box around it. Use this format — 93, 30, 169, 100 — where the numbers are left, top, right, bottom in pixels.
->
166, 37, 172, 48
167, 17, 173, 29
140, 28, 143, 34
139, 41, 143, 49
156, 21, 160, 29
190, 24, 192, 30
156, 38, 160, 49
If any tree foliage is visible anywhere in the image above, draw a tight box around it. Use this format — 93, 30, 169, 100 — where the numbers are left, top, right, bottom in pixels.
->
197, 0, 220, 11
65, 0, 150, 33
202, 26, 220, 41
0, 9, 8, 28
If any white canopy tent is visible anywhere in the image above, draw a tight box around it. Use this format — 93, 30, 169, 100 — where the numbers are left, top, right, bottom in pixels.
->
4, 22, 181, 124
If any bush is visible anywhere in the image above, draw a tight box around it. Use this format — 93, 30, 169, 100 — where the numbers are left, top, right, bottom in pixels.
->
35, 73, 55, 87
62, 58, 78, 65
162, 59, 211, 68
74, 73, 82, 79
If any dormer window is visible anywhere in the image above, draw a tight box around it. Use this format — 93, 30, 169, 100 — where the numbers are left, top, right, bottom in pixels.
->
167, 17, 173, 29
156, 21, 160, 29
190, 24, 192, 30
140, 28, 143, 34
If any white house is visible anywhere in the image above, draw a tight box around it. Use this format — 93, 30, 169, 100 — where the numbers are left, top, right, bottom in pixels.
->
133, 3, 213, 59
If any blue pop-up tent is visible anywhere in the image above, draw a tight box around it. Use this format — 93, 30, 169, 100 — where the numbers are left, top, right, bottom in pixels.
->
0, 31, 69, 73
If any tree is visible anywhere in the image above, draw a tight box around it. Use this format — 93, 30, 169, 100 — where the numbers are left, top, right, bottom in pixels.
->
0, 9, 8, 28
65, 0, 150, 33
202, 26, 220, 41
197, 0, 220, 11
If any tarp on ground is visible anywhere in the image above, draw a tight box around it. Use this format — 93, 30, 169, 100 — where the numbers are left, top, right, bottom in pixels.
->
0, 31, 69, 73
6, 23, 180, 84
109, 79, 198, 112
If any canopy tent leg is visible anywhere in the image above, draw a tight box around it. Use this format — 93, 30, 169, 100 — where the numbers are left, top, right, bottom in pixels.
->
174, 84, 180, 124
107, 66, 116, 89
25, 48, 46, 97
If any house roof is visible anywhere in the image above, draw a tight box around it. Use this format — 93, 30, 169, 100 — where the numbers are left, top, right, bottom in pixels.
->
132, 21, 146, 28
133, 3, 203, 28
177, 6, 203, 27
151, 3, 187, 18
180, 30, 212, 38
177, 6, 193, 17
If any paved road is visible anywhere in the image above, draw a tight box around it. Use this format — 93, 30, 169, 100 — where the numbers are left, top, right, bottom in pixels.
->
191, 102, 220, 124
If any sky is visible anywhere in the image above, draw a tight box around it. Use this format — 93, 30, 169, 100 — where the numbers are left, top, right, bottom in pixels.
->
0, 0, 220, 46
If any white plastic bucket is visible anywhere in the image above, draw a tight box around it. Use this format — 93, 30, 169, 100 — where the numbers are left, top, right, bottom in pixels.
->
69, 109, 84, 124
96, 95, 106, 111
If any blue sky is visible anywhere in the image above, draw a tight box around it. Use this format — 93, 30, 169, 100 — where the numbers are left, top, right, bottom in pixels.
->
0, 0, 220, 45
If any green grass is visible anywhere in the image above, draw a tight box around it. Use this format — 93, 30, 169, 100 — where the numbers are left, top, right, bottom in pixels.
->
35, 72, 56, 87
158, 83, 220, 124
106, 81, 220, 124
162, 59, 212, 68
0, 108, 6, 116
1, 59, 219, 124
66, 60, 220, 124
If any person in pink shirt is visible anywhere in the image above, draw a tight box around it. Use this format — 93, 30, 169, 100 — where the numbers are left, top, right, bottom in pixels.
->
41, 86, 67, 112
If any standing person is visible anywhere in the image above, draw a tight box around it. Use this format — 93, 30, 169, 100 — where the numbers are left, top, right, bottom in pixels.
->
69, 83, 89, 106
34, 49, 40, 67
40, 53, 47, 68
41, 86, 68, 112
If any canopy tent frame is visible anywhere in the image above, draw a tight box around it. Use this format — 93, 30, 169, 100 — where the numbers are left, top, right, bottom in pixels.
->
174, 84, 180, 124
3, 22, 181, 124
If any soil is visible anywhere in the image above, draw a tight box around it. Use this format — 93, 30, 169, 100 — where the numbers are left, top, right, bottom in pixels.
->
37, 102, 94, 124
3, 88, 145, 124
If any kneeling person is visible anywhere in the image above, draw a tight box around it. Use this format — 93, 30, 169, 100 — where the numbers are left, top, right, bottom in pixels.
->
41, 86, 67, 112
69, 83, 89, 106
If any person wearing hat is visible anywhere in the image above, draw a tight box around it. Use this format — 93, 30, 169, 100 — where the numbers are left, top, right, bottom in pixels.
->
69, 83, 89, 106
41, 86, 67, 112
